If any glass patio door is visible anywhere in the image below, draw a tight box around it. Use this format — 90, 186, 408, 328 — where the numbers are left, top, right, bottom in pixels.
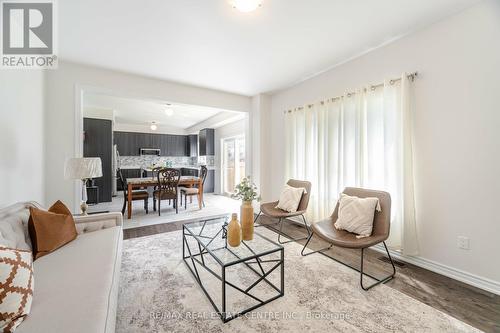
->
222, 136, 245, 195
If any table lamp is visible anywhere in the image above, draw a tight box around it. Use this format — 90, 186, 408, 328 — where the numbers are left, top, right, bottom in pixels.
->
64, 157, 103, 215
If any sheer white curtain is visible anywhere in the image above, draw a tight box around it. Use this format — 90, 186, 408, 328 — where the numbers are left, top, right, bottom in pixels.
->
284, 73, 418, 255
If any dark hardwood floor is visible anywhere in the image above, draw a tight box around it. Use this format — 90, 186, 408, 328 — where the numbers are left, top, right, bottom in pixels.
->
123, 215, 500, 333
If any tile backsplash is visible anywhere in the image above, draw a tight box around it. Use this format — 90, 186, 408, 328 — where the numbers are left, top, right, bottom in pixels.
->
119, 155, 214, 169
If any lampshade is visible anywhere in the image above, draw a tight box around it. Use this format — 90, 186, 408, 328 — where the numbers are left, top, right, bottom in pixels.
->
64, 157, 103, 180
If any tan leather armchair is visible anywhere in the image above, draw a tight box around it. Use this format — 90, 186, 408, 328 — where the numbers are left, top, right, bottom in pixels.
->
301, 187, 396, 290
254, 179, 312, 244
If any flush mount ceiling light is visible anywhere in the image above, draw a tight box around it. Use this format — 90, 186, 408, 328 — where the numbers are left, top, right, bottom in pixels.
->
230, 0, 263, 13
150, 122, 158, 131
164, 108, 174, 116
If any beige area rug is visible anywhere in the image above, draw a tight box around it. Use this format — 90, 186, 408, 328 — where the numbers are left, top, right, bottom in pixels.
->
117, 228, 481, 333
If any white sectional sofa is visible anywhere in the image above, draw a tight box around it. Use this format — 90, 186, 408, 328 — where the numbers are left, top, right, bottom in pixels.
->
0, 202, 123, 333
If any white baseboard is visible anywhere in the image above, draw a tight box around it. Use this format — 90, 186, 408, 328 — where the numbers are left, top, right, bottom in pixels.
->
371, 244, 500, 296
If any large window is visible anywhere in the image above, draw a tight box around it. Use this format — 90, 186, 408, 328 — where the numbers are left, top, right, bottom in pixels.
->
222, 135, 245, 195
284, 74, 418, 255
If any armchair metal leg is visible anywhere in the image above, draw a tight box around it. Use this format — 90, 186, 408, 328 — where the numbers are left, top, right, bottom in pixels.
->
359, 242, 396, 290
300, 232, 333, 256
254, 211, 262, 224
254, 212, 311, 244
277, 214, 311, 244
254, 211, 281, 229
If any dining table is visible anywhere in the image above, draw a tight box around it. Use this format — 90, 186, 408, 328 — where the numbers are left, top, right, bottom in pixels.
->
126, 176, 203, 219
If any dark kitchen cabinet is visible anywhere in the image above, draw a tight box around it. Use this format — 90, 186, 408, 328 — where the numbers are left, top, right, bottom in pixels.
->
188, 134, 198, 157
160, 135, 187, 156
172, 135, 188, 156
84, 118, 113, 203
159, 135, 169, 155
199, 128, 215, 156
181, 168, 198, 177
114, 131, 140, 156
114, 132, 188, 156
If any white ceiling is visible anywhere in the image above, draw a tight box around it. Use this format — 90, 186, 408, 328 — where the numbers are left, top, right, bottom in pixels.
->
83, 93, 242, 130
60, 0, 481, 96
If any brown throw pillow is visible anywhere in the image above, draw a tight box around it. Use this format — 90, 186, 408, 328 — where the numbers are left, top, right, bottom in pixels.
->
28, 200, 78, 260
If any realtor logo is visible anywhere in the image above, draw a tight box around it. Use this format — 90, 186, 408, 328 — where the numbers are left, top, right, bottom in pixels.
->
1, 0, 57, 68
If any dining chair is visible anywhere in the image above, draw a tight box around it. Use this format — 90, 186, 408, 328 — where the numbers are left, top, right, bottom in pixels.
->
179, 166, 207, 209
117, 168, 149, 215
254, 179, 312, 244
301, 187, 396, 290
153, 168, 181, 215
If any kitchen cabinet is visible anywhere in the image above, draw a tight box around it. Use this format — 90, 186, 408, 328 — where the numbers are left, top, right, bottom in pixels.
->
188, 134, 198, 157
114, 131, 143, 156
114, 131, 188, 156
199, 128, 215, 156
84, 118, 113, 203
181, 168, 198, 177
172, 135, 188, 156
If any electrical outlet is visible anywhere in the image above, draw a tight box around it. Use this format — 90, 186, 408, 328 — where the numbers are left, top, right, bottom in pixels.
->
457, 236, 470, 250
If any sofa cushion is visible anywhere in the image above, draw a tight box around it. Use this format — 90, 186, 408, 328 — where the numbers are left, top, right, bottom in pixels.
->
16, 226, 122, 333
0, 246, 34, 333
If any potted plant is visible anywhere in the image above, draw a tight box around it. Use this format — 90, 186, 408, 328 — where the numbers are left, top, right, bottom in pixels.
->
232, 176, 260, 240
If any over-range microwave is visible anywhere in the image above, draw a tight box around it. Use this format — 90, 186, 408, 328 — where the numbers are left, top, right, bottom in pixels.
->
140, 148, 161, 156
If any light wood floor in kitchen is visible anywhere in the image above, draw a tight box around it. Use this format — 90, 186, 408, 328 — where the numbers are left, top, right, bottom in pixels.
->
124, 215, 500, 333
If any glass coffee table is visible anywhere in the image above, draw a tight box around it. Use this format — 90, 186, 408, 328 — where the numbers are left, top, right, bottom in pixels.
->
182, 216, 284, 323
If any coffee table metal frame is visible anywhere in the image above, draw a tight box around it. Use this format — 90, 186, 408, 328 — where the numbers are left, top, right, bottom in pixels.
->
182, 217, 284, 323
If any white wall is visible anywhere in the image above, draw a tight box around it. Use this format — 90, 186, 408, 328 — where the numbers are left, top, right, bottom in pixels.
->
250, 94, 272, 202
269, 1, 500, 286
45, 61, 252, 212
214, 119, 246, 194
113, 123, 187, 135
82, 107, 115, 122
0, 70, 45, 207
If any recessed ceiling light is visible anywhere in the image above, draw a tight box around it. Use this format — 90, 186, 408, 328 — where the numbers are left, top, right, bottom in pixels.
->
150, 122, 158, 131
165, 108, 174, 116
230, 0, 263, 13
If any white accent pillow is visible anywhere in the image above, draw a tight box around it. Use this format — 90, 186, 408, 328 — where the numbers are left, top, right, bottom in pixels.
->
275, 185, 306, 213
334, 193, 381, 238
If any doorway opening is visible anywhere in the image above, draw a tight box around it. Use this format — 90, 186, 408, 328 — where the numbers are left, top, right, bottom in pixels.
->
222, 135, 245, 196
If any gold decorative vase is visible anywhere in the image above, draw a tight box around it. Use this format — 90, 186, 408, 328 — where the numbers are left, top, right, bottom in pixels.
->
227, 213, 242, 247
240, 200, 254, 241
